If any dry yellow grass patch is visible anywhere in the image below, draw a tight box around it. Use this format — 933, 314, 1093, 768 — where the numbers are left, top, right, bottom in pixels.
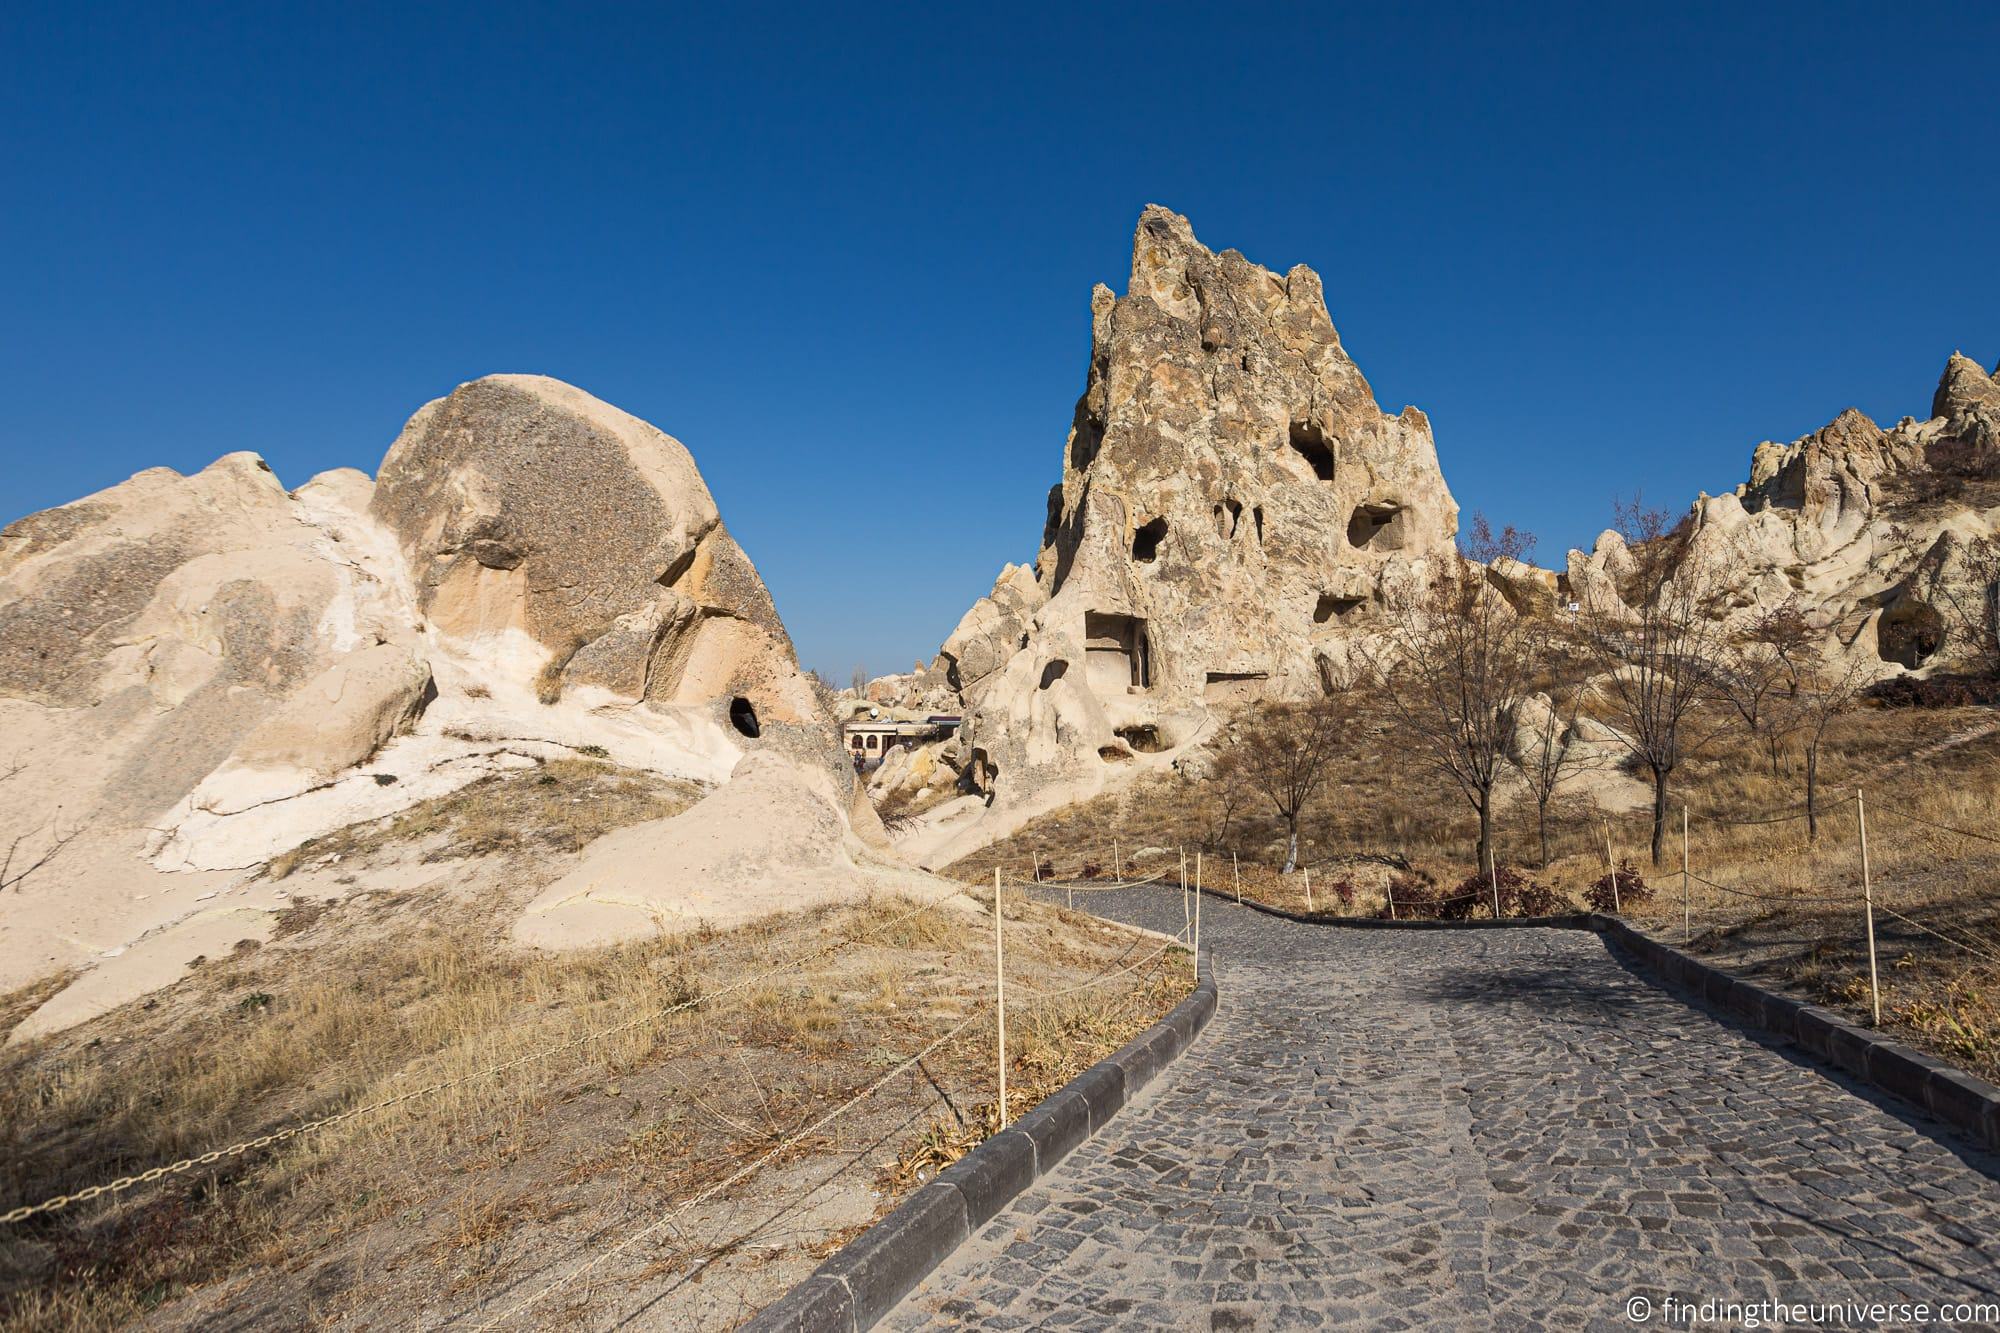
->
0, 876, 1186, 1331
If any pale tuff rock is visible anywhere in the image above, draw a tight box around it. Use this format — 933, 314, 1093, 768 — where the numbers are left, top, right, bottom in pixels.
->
515, 752, 952, 949
371, 374, 821, 732
1, 375, 874, 1034
1567, 353, 2000, 675
904, 207, 1461, 861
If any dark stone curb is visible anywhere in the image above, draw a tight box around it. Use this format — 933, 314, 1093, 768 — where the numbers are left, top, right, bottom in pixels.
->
1587, 914, 2000, 1154
744, 957, 1219, 1332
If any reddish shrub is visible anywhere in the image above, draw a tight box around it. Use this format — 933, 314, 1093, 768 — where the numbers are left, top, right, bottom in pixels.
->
1447, 867, 1574, 919
1078, 862, 1102, 880
1584, 861, 1653, 913
1379, 870, 1443, 920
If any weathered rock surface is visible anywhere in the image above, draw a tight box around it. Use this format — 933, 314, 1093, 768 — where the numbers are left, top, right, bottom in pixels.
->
1567, 352, 2000, 675
0, 375, 867, 1035
900, 207, 1461, 861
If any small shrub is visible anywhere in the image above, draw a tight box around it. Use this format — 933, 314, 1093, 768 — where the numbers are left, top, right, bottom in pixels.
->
1078, 862, 1102, 880
576, 744, 610, 759
1321, 877, 1357, 908
1379, 870, 1443, 920
1584, 861, 1654, 913
1866, 674, 2000, 709
1034, 859, 1056, 881
372, 773, 398, 786
1445, 867, 1573, 919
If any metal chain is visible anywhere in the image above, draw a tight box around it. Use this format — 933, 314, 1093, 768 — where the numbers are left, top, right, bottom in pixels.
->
1, 887, 966, 1226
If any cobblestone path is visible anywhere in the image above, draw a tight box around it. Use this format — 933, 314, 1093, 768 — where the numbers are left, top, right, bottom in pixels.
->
884, 888, 2000, 1331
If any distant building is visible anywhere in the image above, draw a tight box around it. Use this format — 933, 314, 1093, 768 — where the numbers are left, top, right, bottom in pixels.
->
845, 714, 960, 770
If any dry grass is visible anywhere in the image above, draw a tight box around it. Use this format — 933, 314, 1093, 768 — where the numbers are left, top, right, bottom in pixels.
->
264, 758, 699, 880
0, 871, 1186, 1330
944, 700, 2000, 1082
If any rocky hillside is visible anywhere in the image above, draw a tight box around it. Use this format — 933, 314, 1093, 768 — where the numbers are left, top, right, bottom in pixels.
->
889, 206, 1462, 863
0, 375, 908, 1037
1568, 351, 2000, 672
883, 210, 2000, 867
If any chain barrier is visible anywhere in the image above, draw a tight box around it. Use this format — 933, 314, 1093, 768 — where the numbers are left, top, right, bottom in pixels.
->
1867, 799, 2000, 848
474, 1009, 985, 1329
0, 887, 969, 1227
1872, 904, 2000, 969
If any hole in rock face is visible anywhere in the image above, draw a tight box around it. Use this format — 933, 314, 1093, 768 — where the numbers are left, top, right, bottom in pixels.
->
1097, 745, 1133, 762
1084, 612, 1151, 691
729, 697, 760, 738
1114, 724, 1164, 753
1039, 660, 1068, 690
1224, 499, 1242, 537
1347, 503, 1408, 550
1288, 422, 1336, 482
1203, 671, 1269, 704
1253, 506, 1264, 546
1877, 601, 1945, 669
1313, 593, 1367, 624
1132, 517, 1168, 563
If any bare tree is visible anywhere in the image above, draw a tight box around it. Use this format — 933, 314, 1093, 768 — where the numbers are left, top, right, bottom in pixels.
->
1718, 601, 1815, 776
1188, 750, 1253, 854
1585, 501, 1733, 865
1227, 698, 1351, 874
1795, 645, 1872, 842
1374, 517, 1546, 905
850, 664, 870, 694
1509, 633, 1605, 868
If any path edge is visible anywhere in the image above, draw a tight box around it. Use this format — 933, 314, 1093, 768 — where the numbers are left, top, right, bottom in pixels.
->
1590, 914, 2000, 1154
744, 956, 1219, 1332
1189, 881, 1999, 1150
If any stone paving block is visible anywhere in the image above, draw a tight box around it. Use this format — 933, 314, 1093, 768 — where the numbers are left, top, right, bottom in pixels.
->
880, 887, 2000, 1331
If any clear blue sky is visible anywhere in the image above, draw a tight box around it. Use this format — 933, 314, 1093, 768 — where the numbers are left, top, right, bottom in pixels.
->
4, 3, 1996, 679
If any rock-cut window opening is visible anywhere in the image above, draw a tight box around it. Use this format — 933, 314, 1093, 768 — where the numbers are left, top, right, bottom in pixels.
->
1039, 659, 1068, 690
1314, 593, 1367, 624
1288, 422, 1336, 482
1348, 502, 1408, 550
1132, 517, 1168, 563
729, 696, 760, 738
1084, 611, 1151, 692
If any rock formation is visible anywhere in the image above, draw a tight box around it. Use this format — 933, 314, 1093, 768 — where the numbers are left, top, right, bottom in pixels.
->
0, 375, 892, 1036
896, 207, 1461, 862
1566, 353, 2000, 674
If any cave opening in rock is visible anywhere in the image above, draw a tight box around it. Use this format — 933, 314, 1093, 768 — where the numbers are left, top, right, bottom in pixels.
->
1132, 516, 1168, 563
728, 696, 760, 738
1253, 506, 1264, 546
1039, 659, 1068, 690
1313, 593, 1367, 624
1347, 502, 1408, 550
1114, 723, 1164, 753
1288, 422, 1336, 482
1203, 671, 1269, 704
1084, 611, 1151, 692
1877, 601, 1945, 669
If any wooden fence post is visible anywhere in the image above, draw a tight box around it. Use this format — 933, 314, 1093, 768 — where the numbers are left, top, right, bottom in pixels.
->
1192, 854, 1202, 980
993, 867, 1007, 1127
1304, 866, 1313, 913
1233, 851, 1241, 905
1605, 823, 1620, 912
1858, 789, 1881, 1027
1681, 806, 1691, 944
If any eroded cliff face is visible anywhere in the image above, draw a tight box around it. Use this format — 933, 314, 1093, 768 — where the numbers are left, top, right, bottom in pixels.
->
0, 375, 883, 1034
904, 207, 1461, 856
1566, 352, 2000, 674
